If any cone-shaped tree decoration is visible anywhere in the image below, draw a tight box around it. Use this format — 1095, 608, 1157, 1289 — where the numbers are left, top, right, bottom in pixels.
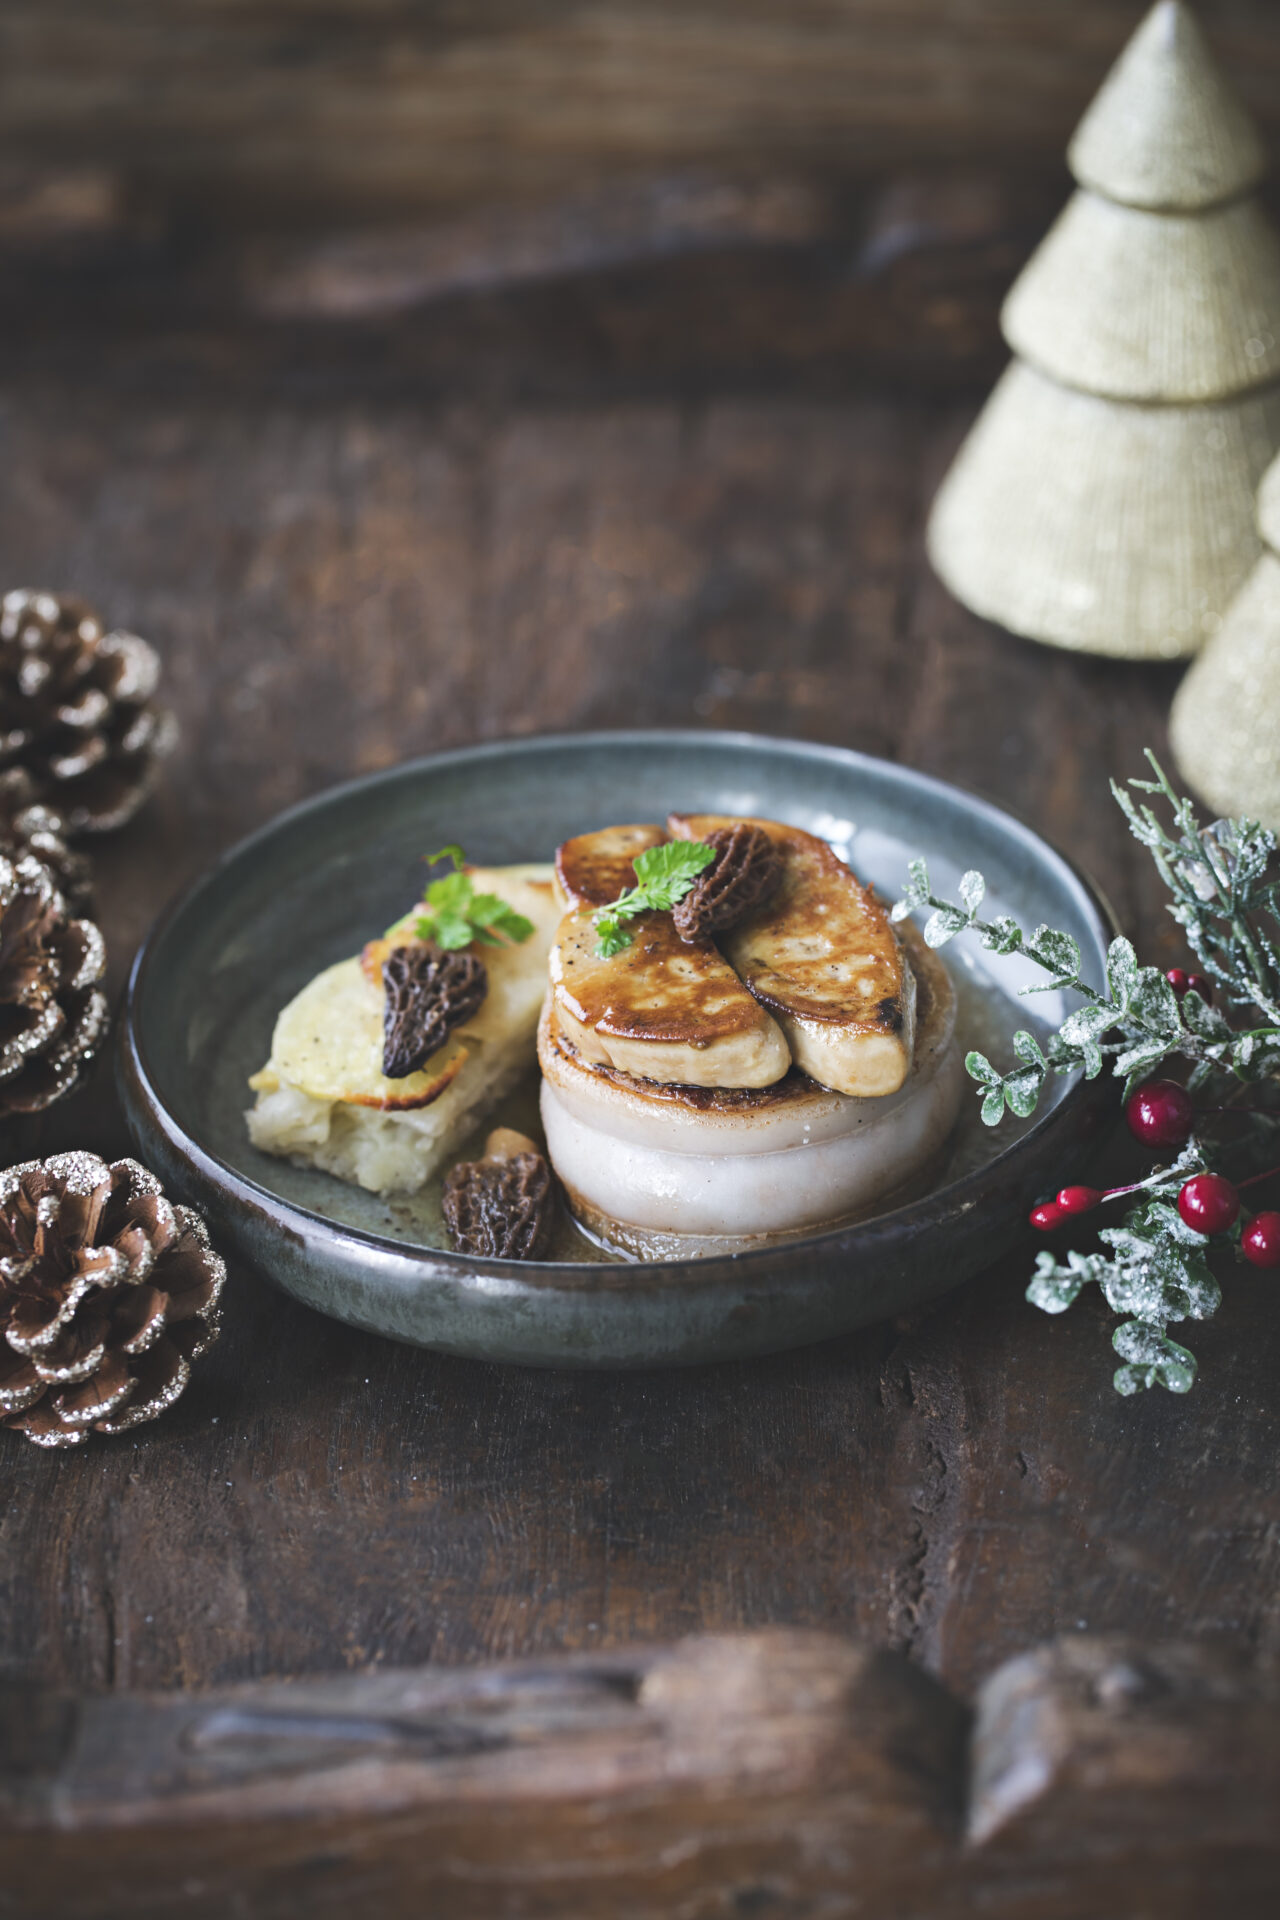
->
928, 2, 1280, 660
1169, 450, 1280, 827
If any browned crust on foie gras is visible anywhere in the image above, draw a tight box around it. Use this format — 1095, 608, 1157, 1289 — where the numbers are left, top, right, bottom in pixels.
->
550, 907, 791, 1088
539, 917, 952, 1120
554, 823, 667, 912
669, 811, 913, 1097
550, 815, 791, 1089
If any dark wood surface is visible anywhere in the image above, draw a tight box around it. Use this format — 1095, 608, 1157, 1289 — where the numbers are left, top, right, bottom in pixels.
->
5, 2, 1280, 224
1, 228, 1278, 1723
5, 1629, 1280, 1916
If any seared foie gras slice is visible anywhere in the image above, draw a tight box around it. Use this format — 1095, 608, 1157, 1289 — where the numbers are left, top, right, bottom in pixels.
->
555, 823, 666, 911
669, 813, 914, 1097
549, 825, 790, 1089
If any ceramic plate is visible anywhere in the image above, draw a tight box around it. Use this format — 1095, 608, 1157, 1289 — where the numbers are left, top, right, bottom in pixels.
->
118, 731, 1113, 1367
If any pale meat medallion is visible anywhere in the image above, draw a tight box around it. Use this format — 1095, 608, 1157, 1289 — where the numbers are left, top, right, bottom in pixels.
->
669, 813, 915, 1097
548, 824, 790, 1088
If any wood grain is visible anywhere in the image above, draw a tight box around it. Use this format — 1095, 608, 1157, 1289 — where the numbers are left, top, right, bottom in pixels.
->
4, 4, 1280, 224
2, 1629, 1277, 1916
0, 213, 1276, 1817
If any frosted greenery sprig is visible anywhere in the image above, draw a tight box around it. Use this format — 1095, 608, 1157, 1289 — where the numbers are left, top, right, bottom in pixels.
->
892, 756, 1280, 1397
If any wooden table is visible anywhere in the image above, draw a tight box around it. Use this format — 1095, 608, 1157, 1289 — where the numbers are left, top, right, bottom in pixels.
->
2, 208, 1278, 1911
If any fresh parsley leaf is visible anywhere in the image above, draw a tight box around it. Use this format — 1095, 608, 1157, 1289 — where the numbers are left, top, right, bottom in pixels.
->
411, 846, 534, 951
591, 840, 717, 957
466, 894, 535, 946
593, 916, 632, 959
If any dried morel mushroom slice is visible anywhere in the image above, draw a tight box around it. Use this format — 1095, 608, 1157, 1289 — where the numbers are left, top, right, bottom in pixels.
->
0, 589, 175, 834
0, 1153, 225, 1449
442, 1132, 556, 1260
0, 852, 108, 1115
672, 823, 782, 943
382, 944, 488, 1079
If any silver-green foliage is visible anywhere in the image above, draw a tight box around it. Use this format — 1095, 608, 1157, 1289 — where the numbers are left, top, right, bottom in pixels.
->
892, 756, 1280, 1396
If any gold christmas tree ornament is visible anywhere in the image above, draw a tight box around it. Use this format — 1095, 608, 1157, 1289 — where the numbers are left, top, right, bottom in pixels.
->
1170, 451, 1280, 830
928, 2, 1280, 661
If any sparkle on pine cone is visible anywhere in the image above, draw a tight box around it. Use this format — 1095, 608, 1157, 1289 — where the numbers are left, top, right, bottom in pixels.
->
0, 851, 108, 1114
0, 589, 175, 834
0, 766, 92, 914
0, 1154, 225, 1448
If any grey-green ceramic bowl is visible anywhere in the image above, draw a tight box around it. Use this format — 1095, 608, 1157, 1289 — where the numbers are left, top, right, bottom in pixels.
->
118, 731, 1113, 1368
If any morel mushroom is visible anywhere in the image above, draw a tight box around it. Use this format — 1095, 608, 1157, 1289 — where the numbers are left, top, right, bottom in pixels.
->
0, 1153, 225, 1448
442, 1129, 556, 1259
0, 589, 174, 833
672, 823, 782, 943
382, 944, 488, 1079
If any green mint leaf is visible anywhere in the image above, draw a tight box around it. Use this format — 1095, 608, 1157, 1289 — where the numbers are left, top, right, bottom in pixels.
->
426, 870, 472, 915
428, 845, 466, 872
979, 1085, 1006, 1127
433, 915, 476, 951
964, 1050, 1000, 1087
631, 840, 716, 908
466, 894, 535, 945
407, 846, 535, 951
594, 918, 633, 959
591, 840, 716, 957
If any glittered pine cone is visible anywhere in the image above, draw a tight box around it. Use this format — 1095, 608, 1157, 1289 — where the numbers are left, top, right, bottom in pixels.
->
0, 852, 107, 1114
0, 1154, 225, 1448
0, 589, 174, 834
0, 767, 92, 915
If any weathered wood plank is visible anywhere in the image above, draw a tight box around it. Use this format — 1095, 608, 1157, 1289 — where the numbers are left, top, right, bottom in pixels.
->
0, 1632, 968, 1918
3, 1631, 1278, 1916
3, 4, 1280, 222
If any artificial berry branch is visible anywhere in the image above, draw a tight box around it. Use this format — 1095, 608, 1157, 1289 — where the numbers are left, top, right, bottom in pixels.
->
893, 758, 1280, 1398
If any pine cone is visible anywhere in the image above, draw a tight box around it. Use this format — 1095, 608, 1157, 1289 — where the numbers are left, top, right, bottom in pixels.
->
0, 589, 174, 834
0, 768, 92, 914
0, 1154, 225, 1448
0, 853, 108, 1114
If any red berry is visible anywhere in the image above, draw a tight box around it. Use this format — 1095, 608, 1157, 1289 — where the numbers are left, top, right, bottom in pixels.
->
1165, 967, 1190, 995
1186, 973, 1213, 1003
1029, 1201, 1065, 1232
1056, 1185, 1102, 1215
1126, 1079, 1194, 1149
1242, 1212, 1280, 1269
1177, 1173, 1240, 1235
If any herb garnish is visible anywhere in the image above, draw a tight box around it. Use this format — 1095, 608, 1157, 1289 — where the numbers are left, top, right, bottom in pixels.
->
593, 841, 718, 957
408, 846, 535, 951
